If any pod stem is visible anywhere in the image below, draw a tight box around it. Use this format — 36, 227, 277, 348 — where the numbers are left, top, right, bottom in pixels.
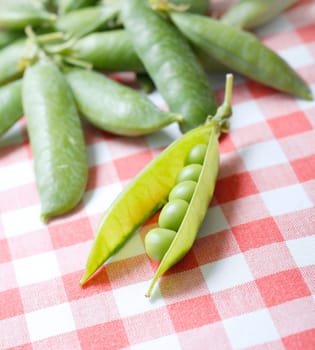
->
207, 73, 234, 134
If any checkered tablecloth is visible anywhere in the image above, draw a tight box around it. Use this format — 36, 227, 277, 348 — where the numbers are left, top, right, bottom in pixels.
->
1, 1, 315, 349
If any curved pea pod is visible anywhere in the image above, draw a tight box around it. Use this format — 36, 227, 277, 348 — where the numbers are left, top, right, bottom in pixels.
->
22, 59, 88, 221
0, 79, 23, 137
56, 0, 98, 14
70, 30, 145, 72
169, 0, 210, 14
146, 127, 219, 297
122, 0, 218, 133
54, 5, 119, 39
65, 68, 181, 136
0, 3, 56, 30
221, 0, 298, 30
80, 122, 216, 285
171, 11, 312, 100
0, 39, 25, 86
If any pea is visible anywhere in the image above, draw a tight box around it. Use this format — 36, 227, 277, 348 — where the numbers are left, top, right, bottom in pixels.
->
221, 0, 298, 30
176, 164, 202, 183
185, 143, 207, 165
22, 59, 88, 221
0, 79, 23, 137
0, 39, 25, 87
158, 198, 189, 231
122, 0, 218, 133
168, 180, 197, 202
65, 68, 181, 136
144, 228, 177, 262
54, 5, 118, 39
170, 12, 312, 100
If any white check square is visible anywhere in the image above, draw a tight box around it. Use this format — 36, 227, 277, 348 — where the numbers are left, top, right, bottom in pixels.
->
200, 254, 254, 293
223, 309, 279, 349
239, 140, 287, 171
26, 303, 75, 342
286, 236, 315, 267
230, 101, 264, 129
13, 252, 60, 286
87, 142, 111, 166
261, 184, 313, 216
198, 206, 229, 238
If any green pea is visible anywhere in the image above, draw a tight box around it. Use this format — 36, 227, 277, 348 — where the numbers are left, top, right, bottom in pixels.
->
0, 79, 23, 137
22, 59, 88, 221
185, 143, 207, 165
221, 0, 298, 30
0, 39, 25, 87
176, 164, 202, 183
122, 0, 218, 133
171, 11, 312, 100
158, 198, 189, 231
65, 68, 181, 136
0, 3, 56, 30
145, 228, 177, 262
54, 5, 118, 39
169, 180, 197, 202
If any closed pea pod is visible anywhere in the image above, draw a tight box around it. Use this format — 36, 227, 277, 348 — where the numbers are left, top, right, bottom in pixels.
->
221, 0, 299, 30
0, 79, 23, 137
170, 11, 312, 100
0, 30, 22, 49
22, 59, 88, 221
65, 68, 181, 136
122, 0, 217, 133
57, 0, 98, 14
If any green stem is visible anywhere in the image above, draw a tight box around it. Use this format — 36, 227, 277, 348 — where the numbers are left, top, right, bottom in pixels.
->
62, 56, 93, 70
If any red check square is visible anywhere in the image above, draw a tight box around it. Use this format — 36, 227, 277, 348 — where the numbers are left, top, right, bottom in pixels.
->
291, 155, 315, 182
215, 172, 258, 204
256, 269, 311, 307
0, 239, 11, 263
268, 111, 312, 138
297, 23, 315, 43
0, 288, 24, 320
168, 295, 220, 332
282, 329, 315, 350
77, 321, 129, 350
232, 217, 283, 251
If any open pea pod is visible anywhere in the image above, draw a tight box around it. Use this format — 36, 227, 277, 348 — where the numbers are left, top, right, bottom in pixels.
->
80, 123, 216, 285
146, 126, 219, 297
170, 11, 312, 100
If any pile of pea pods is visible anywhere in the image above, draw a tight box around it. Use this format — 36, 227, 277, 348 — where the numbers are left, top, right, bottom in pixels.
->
0, 0, 312, 221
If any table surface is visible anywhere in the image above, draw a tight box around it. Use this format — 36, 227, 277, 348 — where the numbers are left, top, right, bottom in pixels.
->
1, 1, 315, 349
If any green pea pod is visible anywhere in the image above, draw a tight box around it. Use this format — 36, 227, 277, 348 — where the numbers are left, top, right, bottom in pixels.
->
0, 30, 22, 49
221, 0, 298, 30
69, 29, 227, 74
146, 127, 219, 296
169, 0, 210, 14
65, 68, 182, 136
57, 0, 98, 14
22, 59, 88, 221
0, 39, 25, 86
0, 79, 23, 137
80, 123, 215, 285
54, 5, 119, 39
0, 3, 56, 30
122, 0, 218, 133
171, 11, 312, 100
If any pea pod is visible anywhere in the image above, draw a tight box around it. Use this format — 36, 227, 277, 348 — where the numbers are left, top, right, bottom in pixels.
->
69, 29, 227, 74
22, 59, 88, 221
122, 0, 217, 133
170, 11, 312, 100
0, 79, 23, 137
0, 30, 22, 49
65, 68, 181, 136
56, 0, 98, 14
221, 0, 298, 30
0, 39, 25, 86
80, 74, 233, 292
54, 5, 119, 39
0, 3, 56, 30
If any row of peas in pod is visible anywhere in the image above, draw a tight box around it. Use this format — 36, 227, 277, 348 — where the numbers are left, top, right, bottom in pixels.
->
0, 0, 313, 225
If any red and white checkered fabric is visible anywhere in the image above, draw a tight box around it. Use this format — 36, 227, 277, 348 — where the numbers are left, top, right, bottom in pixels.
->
1, 1, 315, 349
